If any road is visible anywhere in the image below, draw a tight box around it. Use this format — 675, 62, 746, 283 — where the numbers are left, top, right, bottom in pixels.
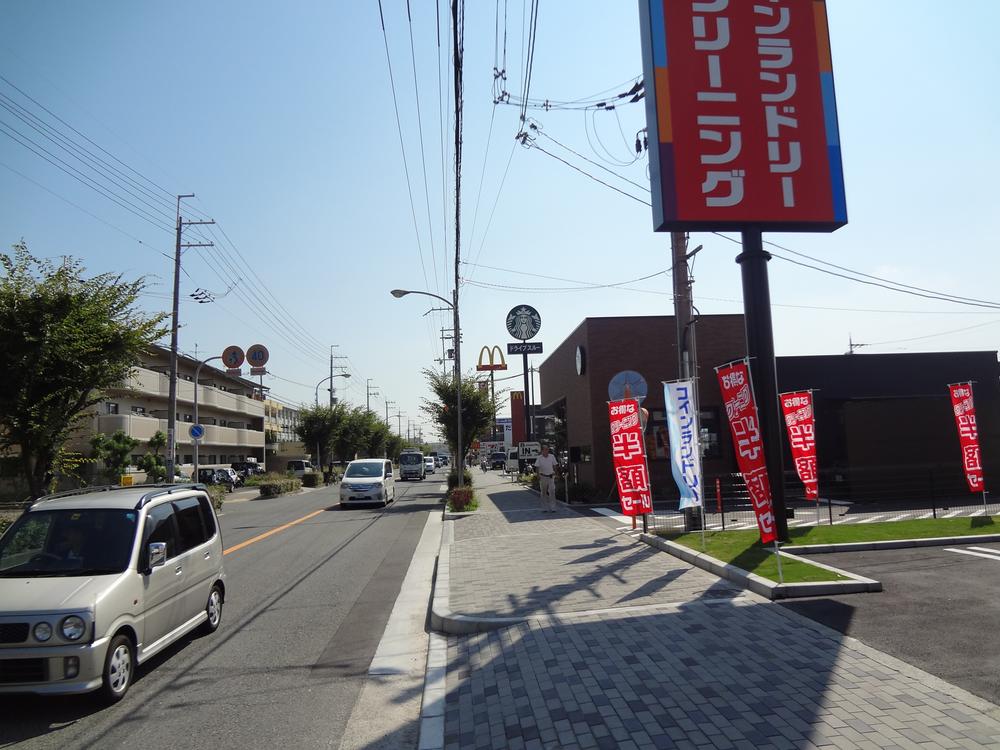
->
779, 541, 1000, 705
0, 478, 445, 750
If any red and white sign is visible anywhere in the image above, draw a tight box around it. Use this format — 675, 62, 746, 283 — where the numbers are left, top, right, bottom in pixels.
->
608, 398, 654, 516
246, 343, 269, 368
222, 345, 245, 369
716, 360, 776, 544
948, 383, 985, 493
639, 0, 846, 232
780, 390, 818, 501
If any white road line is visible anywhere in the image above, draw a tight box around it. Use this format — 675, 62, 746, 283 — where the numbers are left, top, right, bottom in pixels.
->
887, 513, 912, 522
916, 512, 934, 519
966, 546, 1000, 557
943, 510, 962, 518
944, 547, 1000, 562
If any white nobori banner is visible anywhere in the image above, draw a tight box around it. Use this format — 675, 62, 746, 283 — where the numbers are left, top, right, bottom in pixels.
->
664, 380, 703, 509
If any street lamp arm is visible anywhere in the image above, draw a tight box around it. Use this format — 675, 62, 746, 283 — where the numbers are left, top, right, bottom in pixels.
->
390, 289, 454, 309
315, 372, 351, 405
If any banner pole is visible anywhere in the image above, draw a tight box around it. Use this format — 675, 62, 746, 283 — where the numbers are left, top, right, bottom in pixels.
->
700, 502, 706, 551
773, 540, 784, 584
983, 490, 988, 516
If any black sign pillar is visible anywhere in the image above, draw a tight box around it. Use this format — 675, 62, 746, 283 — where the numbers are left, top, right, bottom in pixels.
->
522, 352, 531, 441
736, 229, 789, 542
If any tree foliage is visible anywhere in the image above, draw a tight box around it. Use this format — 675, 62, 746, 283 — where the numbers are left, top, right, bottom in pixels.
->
0, 243, 167, 497
296, 403, 395, 468
91, 430, 139, 477
420, 369, 494, 462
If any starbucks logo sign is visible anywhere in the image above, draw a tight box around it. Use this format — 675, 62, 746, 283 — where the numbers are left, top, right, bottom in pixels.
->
506, 305, 541, 341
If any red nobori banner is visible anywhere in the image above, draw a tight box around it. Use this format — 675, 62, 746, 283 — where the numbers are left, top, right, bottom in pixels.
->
948, 383, 985, 493
716, 360, 777, 544
780, 390, 818, 501
638, 0, 846, 232
608, 398, 654, 516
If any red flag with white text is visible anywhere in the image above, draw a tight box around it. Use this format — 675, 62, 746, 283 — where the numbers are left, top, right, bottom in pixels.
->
948, 383, 985, 493
716, 360, 777, 544
780, 391, 819, 501
608, 398, 654, 516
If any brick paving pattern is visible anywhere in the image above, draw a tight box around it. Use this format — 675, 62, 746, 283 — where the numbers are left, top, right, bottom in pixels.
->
439, 473, 1000, 749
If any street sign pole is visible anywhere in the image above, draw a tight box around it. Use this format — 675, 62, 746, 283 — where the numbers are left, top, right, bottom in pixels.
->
522, 351, 531, 442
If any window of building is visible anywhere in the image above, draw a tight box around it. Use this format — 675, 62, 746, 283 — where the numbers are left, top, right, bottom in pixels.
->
131, 454, 143, 465
105, 402, 119, 415
183, 414, 193, 423
206, 455, 217, 464
699, 409, 722, 459
183, 454, 193, 464
131, 405, 146, 416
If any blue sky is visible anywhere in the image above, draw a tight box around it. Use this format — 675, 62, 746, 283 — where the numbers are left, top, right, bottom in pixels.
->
2, 1, 999, 437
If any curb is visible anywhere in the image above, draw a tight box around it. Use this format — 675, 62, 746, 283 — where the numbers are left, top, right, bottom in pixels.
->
781, 532, 1000, 554
640, 533, 882, 599
430, 520, 527, 635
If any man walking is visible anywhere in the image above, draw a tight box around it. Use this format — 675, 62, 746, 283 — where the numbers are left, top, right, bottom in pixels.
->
534, 444, 560, 513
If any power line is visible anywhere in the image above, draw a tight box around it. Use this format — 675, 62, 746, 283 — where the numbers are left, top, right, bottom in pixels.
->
527, 119, 646, 191
465, 139, 516, 280
378, 0, 433, 293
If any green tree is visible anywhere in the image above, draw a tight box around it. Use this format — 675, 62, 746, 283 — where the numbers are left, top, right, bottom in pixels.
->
139, 453, 166, 483
385, 432, 404, 461
147, 430, 167, 457
91, 430, 140, 478
421, 369, 494, 463
0, 243, 166, 497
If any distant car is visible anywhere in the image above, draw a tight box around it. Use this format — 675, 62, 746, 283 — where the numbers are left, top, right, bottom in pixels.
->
340, 459, 395, 507
398, 451, 425, 481
489, 451, 507, 470
286, 460, 313, 478
424, 457, 435, 474
0, 484, 226, 702
231, 461, 264, 478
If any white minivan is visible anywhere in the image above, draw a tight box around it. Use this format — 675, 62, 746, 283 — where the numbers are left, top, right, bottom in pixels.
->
0, 484, 226, 703
340, 459, 396, 507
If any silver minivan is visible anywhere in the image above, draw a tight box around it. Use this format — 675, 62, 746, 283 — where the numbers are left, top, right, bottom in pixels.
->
0, 484, 226, 702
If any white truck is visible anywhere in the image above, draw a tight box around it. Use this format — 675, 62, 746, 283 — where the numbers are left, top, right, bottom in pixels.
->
505, 442, 541, 474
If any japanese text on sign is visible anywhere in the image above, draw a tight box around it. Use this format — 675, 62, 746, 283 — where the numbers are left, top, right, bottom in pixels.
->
664, 381, 703, 509
780, 390, 818, 501
948, 383, 985, 493
608, 397, 654, 516
716, 360, 776, 544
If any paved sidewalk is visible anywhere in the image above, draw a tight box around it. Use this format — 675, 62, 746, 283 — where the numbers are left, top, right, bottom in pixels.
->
433, 472, 1000, 749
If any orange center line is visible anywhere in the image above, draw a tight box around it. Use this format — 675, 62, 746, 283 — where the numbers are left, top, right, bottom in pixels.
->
223, 508, 326, 556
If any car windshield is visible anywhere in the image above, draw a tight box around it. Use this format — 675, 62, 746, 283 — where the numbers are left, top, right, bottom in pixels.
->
0, 508, 138, 577
400, 454, 422, 465
344, 463, 382, 478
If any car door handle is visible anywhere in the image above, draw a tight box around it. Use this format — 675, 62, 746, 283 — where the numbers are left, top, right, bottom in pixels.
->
203, 551, 211, 560
174, 565, 183, 575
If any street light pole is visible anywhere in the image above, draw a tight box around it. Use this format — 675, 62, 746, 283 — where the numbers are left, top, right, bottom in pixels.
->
390, 288, 463, 488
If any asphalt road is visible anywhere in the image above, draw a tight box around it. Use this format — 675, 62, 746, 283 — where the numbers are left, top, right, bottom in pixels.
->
0, 477, 446, 750
779, 541, 1000, 705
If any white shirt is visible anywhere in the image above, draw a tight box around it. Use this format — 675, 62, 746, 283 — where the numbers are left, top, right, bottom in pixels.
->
534, 454, 558, 476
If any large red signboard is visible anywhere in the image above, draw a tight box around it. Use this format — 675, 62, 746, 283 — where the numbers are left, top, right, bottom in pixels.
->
638, 0, 846, 232
948, 383, 985, 493
608, 398, 654, 516
716, 360, 777, 544
780, 390, 818, 501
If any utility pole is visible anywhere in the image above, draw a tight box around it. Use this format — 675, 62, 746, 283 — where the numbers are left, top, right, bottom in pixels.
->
394, 409, 404, 436
384, 399, 395, 426
166, 194, 214, 481
328, 345, 339, 409
440, 328, 454, 377
367, 379, 380, 414
452, 0, 465, 481
331, 356, 349, 403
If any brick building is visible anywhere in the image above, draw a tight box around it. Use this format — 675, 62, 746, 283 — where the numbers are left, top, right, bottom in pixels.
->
539, 315, 1000, 503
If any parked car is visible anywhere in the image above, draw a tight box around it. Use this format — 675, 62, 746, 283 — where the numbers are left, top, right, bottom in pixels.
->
197, 468, 237, 491
424, 457, 436, 475
340, 459, 396, 507
489, 451, 507, 470
231, 461, 264, 479
0, 484, 226, 702
286, 460, 314, 478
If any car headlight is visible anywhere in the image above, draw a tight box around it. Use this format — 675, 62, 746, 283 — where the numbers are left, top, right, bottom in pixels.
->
61, 615, 86, 641
34, 622, 52, 642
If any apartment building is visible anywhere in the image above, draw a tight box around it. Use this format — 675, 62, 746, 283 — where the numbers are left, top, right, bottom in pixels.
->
90, 345, 266, 472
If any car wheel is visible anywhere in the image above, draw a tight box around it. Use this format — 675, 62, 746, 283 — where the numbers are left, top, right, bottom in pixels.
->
100, 633, 135, 703
200, 584, 224, 635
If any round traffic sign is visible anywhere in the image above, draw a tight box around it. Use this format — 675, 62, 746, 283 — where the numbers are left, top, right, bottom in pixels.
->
505, 305, 541, 341
222, 345, 245, 368
246, 343, 269, 368
189, 424, 205, 441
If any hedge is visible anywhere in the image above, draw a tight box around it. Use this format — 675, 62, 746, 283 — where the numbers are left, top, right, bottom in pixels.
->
301, 471, 321, 488
258, 476, 302, 498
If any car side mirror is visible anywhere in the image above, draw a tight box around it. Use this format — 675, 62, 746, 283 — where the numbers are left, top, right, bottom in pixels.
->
147, 542, 167, 572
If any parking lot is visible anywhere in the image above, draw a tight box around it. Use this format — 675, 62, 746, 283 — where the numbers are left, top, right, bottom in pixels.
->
780, 540, 1000, 705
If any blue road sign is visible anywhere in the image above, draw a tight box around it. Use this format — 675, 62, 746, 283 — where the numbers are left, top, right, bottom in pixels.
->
189, 424, 205, 441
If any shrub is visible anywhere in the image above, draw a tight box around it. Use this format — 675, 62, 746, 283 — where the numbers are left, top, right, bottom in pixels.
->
205, 484, 226, 511
446, 468, 473, 491
448, 487, 477, 512
258, 475, 302, 498
301, 472, 321, 488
